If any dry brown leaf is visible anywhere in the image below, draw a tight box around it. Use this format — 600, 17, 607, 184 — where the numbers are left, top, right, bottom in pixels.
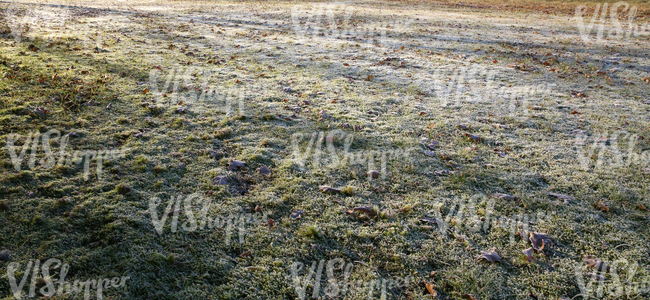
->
240, 250, 251, 258
423, 281, 437, 297
596, 200, 610, 212
319, 110, 331, 119
570, 90, 586, 98
353, 206, 377, 217
419, 217, 438, 225
639, 204, 648, 211
344, 209, 358, 217
367, 170, 380, 179
440, 153, 452, 161
213, 175, 229, 185
319, 186, 341, 194
529, 232, 552, 251
478, 250, 501, 263
290, 210, 304, 220
548, 192, 574, 202
267, 218, 275, 230
491, 193, 517, 200
463, 294, 477, 300
228, 160, 246, 171
522, 247, 534, 262
428, 140, 440, 148
584, 255, 609, 272
257, 165, 272, 175
465, 133, 481, 143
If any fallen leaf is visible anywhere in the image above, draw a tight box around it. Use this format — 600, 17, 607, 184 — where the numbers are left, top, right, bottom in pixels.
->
548, 192, 574, 203
419, 217, 438, 225
319, 110, 331, 119
353, 206, 377, 217
367, 170, 380, 179
290, 210, 304, 220
142, 88, 149, 94
228, 160, 246, 171
584, 255, 608, 272
428, 140, 440, 148
463, 294, 477, 300
639, 204, 648, 211
423, 281, 437, 296
529, 232, 552, 251
344, 209, 358, 217
319, 186, 341, 194
240, 250, 251, 257
522, 247, 534, 262
257, 165, 271, 175
267, 219, 275, 230
213, 175, 229, 185
478, 250, 501, 263
440, 153, 452, 161
465, 134, 481, 143
596, 200, 610, 212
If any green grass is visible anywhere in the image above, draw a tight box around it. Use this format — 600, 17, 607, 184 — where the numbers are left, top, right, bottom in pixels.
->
0, 0, 649, 299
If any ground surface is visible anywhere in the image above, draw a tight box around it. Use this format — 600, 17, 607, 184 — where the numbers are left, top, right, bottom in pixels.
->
0, 0, 649, 299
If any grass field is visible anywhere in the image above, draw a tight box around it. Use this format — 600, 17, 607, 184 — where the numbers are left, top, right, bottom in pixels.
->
1, 0, 650, 299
